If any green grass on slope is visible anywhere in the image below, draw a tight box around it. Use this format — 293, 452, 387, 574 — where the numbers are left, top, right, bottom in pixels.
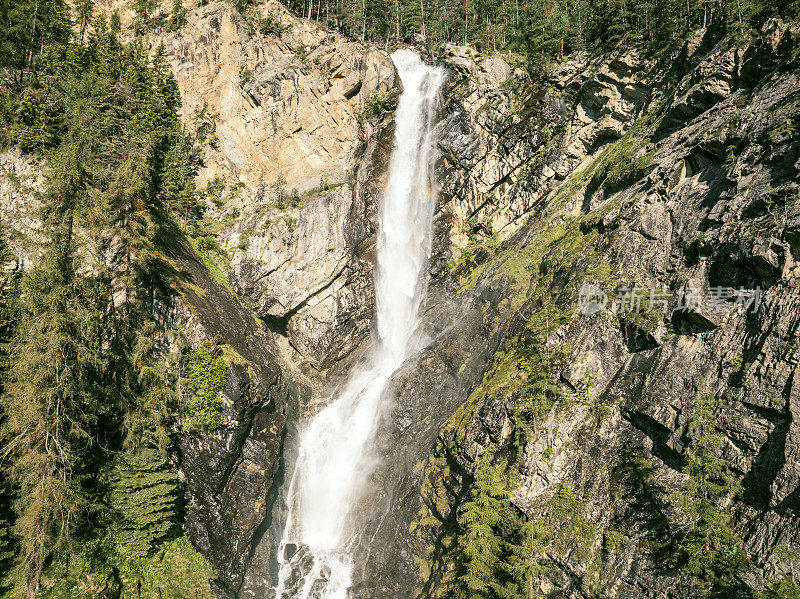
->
27, 535, 214, 599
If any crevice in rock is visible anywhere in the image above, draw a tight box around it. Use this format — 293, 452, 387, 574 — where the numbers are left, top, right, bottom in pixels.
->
620, 407, 683, 471
259, 265, 349, 339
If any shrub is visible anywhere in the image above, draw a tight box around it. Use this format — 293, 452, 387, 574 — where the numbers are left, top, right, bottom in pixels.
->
240, 67, 253, 86
237, 230, 252, 251
259, 11, 283, 36
183, 346, 227, 431
363, 91, 392, 119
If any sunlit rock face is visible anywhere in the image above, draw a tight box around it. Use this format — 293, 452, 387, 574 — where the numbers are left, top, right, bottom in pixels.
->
149, 0, 398, 371
152, 0, 396, 189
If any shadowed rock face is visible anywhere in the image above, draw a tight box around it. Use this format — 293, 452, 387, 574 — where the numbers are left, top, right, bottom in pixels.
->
345, 20, 800, 599
154, 234, 299, 599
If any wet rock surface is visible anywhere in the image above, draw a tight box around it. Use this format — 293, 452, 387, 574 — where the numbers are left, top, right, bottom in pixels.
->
158, 235, 301, 597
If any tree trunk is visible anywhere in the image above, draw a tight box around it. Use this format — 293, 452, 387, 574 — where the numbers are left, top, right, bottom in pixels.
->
395, 0, 400, 40
464, 0, 468, 44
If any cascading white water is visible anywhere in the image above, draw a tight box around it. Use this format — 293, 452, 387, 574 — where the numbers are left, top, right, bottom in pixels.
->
273, 50, 445, 598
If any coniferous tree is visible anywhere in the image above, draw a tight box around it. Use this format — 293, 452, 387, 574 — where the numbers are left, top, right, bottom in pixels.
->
512, 343, 564, 462
107, 449, 179, 560
0, 484, 13, 592
0, 236, 19, 591
0, 0, 70, 87
0, 16, 201, 593
454, 451, 506, 599
169, 0, 187, 31
75, 0, 94, 42
0, 236, 17, 389
1, 137, 106, 596
452, 450, 534, 599
670, 391, 750, 595
283, 0, 791, 77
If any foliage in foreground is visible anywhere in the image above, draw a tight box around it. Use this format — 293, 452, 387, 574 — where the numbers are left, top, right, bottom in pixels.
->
451, 451, 535, 599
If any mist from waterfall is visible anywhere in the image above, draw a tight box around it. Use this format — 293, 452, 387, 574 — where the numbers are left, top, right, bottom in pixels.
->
273, 50, 445, 598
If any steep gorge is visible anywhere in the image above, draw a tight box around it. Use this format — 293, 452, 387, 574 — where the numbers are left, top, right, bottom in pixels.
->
2, 1, 800, 598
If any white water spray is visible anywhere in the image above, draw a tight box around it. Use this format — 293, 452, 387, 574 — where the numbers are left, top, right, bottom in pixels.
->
273, 50, 444, 598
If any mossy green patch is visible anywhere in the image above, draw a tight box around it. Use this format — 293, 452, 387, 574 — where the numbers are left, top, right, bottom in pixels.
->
36, 534, 213, 599
545, 483, 596, 561
187, 234, 232, 292
552, 99, 665, 207
758, 579, 800, 599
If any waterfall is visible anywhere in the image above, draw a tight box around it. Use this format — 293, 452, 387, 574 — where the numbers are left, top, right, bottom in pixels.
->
273, 49, 445, 598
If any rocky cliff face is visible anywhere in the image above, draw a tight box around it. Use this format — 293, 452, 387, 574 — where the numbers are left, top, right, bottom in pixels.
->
140, 2, 401, 594
350, 18, 800, 599
151, 0, 397, 373
162, 235, 297, 599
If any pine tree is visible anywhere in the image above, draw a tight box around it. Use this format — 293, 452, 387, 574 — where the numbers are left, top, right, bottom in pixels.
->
107, 449, 179, 560
75, 0, 93, 42
514, 0, 575, 77
512, 344, 563, 462
495, 504, 541, 599
160, 134, 201, 224
1, 143, 106, 596
11, 85, 63, 155
0, 484, 13, 588
133, 0, 159, 34
454, 450, 506, 599
169, 0, 187, 31
0, 236, 17, 387
0, 0, 70, 87
670, 391, 750, 596
451, 449, 540, 599
0, 236, 19, 592
0, 8, 204, 594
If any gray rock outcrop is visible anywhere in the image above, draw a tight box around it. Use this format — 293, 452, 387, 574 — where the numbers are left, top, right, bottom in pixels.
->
351, 18, 800, 599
